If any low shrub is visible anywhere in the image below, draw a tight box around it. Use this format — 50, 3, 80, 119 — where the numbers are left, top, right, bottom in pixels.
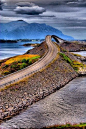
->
20, 63, 27, 69
11, 64, 17, 68
28, 60, 32, 65
71, 60, 84, 71
22, 59, 27, 63
2, 64, 9, 69
3, 70, 10, 75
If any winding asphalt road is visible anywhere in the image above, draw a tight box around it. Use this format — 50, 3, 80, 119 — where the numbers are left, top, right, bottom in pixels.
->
0, 35, 58, 87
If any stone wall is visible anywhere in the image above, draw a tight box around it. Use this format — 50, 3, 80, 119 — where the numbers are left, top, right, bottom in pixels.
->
0, 55, 78, 121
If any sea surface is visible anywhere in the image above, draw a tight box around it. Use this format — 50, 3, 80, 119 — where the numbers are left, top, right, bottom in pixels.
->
1, 40, 86, 60
72, 51, 86, 56
0, 41, 40, 60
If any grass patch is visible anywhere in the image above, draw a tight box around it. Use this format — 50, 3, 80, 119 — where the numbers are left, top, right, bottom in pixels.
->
44, 123, 86, 129
59, 53, 72, 64
5, 54, 40, 65
72, 41, 79, 44
0, 54, 40, 76
72, 53, 82, 57
59, 52, 85, 72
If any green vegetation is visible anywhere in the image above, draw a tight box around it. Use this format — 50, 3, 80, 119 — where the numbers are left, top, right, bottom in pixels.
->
72, 41, 79, 44
72, 60, 84, 71
2, 64, 9, 69
44, 123, 86, 129
3, 70, 10, 75
0, 54, 40, 76
22, 59, 28, 63
20, 63, 27, 69
59, 52, 84, 72
62, 49, 67, 52
72, 53, 82, 57
59, 53, 72, 64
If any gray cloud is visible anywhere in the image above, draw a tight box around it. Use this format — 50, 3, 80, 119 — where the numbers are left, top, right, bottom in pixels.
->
0, 0, 3, 10
14, 6, 45, 15
49, 0, 86, 6
16, 2, 35, 7
67, 1, 86, 7
0, 0, 86, 39
14, 2, 46, 15
40, 11, 55, 17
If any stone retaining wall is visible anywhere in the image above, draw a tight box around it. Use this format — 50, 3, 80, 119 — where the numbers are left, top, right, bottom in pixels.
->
0, 55, 78, 121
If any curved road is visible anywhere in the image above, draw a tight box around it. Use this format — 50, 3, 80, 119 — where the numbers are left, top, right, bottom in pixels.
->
0, 35, 58, 87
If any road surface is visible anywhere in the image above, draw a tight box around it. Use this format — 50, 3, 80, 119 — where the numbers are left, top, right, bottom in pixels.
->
0, 35, 58, 87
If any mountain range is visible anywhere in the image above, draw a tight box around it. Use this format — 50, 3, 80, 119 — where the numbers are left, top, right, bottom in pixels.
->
0, 20, 74, 40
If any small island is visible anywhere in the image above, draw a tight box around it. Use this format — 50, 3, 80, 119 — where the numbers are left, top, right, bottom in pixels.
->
22, 43, 39, 47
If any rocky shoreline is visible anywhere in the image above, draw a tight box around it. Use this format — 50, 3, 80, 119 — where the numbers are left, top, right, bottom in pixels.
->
0, 41, 85, 122
22, 43, 39, 47
61, 41, 86, 52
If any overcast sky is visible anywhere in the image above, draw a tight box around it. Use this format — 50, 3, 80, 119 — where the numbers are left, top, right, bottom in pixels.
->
0, 0, 86, 39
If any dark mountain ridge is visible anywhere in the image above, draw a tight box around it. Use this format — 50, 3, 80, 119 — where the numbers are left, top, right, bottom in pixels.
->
0, 20, 74, 40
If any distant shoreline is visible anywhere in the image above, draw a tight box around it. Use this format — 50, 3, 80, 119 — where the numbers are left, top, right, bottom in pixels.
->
0, 39, 44, 43
0, 39, 18, 43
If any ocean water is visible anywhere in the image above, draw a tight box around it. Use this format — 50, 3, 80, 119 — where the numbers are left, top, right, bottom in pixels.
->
72, 51, 86, 56
0, 41, 37, 60
1, 41, 86, 60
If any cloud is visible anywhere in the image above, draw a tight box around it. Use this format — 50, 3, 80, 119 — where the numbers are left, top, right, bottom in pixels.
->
66, 0, 86, 7
40, 11, 55, 17
0, 0, 86, 39
0, 0, 3, 10
14, 2, 46, 15
0, 15, 22, 22
16, 2, 35, 7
